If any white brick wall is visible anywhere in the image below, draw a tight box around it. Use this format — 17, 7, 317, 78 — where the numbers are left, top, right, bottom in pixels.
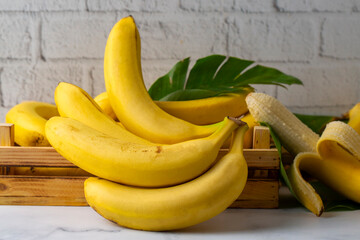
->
0, 0, 359, 121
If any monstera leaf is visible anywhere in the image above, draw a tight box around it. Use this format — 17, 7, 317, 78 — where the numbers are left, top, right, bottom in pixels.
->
148, 55, 302, 101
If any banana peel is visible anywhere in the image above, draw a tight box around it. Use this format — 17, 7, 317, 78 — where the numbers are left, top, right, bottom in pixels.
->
288, 107, 360, 216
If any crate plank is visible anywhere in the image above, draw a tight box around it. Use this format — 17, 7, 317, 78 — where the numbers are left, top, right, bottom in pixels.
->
0, 176, 87, 206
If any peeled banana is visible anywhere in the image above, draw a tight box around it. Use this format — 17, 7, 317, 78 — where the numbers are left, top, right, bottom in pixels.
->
104, 16, 221, 144
5, 101, 59, 146
55, 82, 152, 145
246, 92, 319, 155
45, 116, 241, 187
95, 91, 251, 125
347, 102, 360, 134
84, 122, 248, 231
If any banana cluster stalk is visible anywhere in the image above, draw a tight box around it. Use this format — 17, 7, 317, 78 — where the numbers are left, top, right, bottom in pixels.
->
84, 124, 249, 231
246, 92, 360, 216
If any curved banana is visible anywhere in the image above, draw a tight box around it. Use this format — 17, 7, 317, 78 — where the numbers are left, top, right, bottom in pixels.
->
347, 102, 360, 134
94, 92, 258, 148
55, 82, 151, 145
94, 91, 251, 125
45, 116, 241, 187
84, 123, 248, 231
289, 121, 360, 216
5, 101, 59, 146
104, 16, 221, 144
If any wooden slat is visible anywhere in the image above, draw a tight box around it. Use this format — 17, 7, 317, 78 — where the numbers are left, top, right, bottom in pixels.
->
0, 147, 74, 167
230, 180, 279, 208
0, 124, 14, 147
0, 176, 87, 206
253, 126, 270, 149
0, 146, 280, 169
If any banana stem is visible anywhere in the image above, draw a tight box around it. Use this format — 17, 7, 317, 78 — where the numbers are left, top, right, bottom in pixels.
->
229, 121, 249, 154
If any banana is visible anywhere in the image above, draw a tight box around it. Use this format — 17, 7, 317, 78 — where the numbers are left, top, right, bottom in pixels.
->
289, 121, 360, 216
94, 91, 258, 148
104, 16, 221, 144
55, 82, 152, 145
84, 122, 248, 231
347, 102, 360, 134
245, 92, 319, 155
45, 116, 241, 187
94, 91, 251, 125
5, 101, 59, 146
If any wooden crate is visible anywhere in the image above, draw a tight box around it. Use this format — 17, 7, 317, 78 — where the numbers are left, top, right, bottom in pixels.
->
0, 124, 280, 208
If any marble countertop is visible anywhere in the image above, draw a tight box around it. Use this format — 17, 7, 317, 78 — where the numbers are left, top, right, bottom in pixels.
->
1, 188, 359, 240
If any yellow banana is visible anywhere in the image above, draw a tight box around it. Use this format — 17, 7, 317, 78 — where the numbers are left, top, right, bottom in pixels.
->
104, 16, 221, 144
347, 102, 360, 134
246, 93, 360, 216
84, 123, 248, 231
55, 82, 151, 145
45, 116, 241, 187
94, 91, 251, 125
5, 101, 59, 146
94, 92, 259, 149
289, 121, 360, 216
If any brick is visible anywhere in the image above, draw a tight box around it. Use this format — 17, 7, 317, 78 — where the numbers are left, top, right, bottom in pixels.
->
134, 15, 227, 60
276, 0, 359, 12
321, 17, 360, 59
233, 0, 275, 12
228, 16, 316, 62
277, 65, 360, 110
41, 13, 116, 60
1, 64, 83, 107
0, 15, 32, 59
0, 0, 85, 11
0, 107, 10, 122
87, 0, 178, 12
180, 0, 233, 12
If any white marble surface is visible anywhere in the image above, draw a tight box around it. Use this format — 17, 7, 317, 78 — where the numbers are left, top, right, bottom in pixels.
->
0, 190, 359, 240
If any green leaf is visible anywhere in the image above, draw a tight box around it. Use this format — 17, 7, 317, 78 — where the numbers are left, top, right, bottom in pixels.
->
295, 114, 335, 134
159, 89, 218, 101
148, 55, 302, 101
148, 58, 190, 101
260, 122, 297, 199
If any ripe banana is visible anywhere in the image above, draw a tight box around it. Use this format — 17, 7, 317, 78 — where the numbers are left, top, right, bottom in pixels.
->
54, 82, 152, 145
94, 91, 251, 125
45, 116, 241, 187
347, 102, 360, 134
246, 93, 360, 216
5, 101, 59, 146
104, 16, 221, 144
245, 92, 319, 155
84, 122, 248, 231
289, 121, 360, 216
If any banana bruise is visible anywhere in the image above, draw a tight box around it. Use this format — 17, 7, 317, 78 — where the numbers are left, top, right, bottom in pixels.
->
5, 101, 59, 146
55, 82, 152, 145
45, 116, 241, 187
84, 123, 249, 231
94, 91, 251, 125
104, 16, 220, 144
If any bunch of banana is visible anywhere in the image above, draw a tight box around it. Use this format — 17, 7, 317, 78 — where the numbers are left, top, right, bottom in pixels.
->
42, 15, 252, 231
246, 92, 360, 216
